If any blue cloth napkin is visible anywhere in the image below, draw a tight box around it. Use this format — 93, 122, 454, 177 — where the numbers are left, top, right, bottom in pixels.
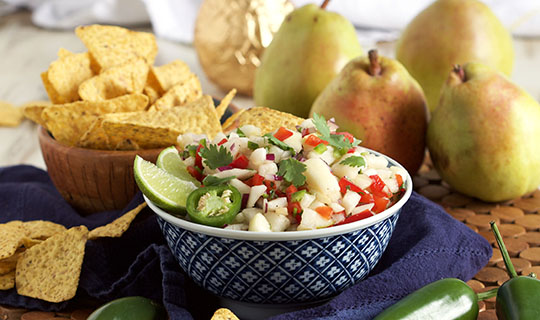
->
0, 165, 491, 319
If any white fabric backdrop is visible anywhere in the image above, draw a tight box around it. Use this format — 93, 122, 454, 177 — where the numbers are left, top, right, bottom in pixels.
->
1, 0, 539, 43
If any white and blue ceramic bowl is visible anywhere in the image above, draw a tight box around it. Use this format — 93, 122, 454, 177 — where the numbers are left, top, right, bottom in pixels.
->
145, 151, 412, 305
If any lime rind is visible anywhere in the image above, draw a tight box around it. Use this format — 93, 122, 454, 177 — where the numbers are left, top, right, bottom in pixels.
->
156, 146, 201, 187
134, 155, 198, 214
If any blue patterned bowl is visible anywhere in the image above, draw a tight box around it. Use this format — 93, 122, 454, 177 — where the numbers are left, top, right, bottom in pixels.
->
145, 152, 412, 305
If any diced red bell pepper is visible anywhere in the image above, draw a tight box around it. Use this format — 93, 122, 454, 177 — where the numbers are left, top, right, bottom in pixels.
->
336, 210, 373, 226
396, 174, 403, 188
274, 127, 293, 141
288, 202, 303, 223
285, 185, 297, 202
244, 173, 264, 187
334, 132, 355, 143
360, 192, 374, 204
195, 144, 204, 169
347, 148, 356, 154
187, 165, 203, 182
338, 177, 363, 194
304, 135, 329, 147
369, 174, 389, 197
217, 138, 228, 146
372, 195, 390, 213
230, 154, 249, 169
315, 206, 333, 220
252, 173, 265, 186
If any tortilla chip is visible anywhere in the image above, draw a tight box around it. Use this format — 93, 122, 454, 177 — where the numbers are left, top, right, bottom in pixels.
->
78, 58, 149, 101
0, 252, 21, 275
150, 74, 202, 110
78, 120, 110, 150
215, 89, 236, 120
0, 271, 15, 290
0, 101, 24, 127
42, 94, 148, 146
22, 101, 52, 127
21, 238, 42, 249
211, 308, 240, 320
41, 71, 63, 104
222, 107, 304, 134
148, 60, 193, 94
143, 85, 160, 105
75, 25, 157, 71
89, 202, 146, 239
44, 52, 94, 103
23, 221, 66, 240
16, 226, 88, 303
0, 222, 26, 259
57, 48, 73, 59
95, 95, 222, 149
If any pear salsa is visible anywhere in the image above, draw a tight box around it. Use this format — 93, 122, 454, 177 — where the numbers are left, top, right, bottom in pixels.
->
175, 114, 407, 231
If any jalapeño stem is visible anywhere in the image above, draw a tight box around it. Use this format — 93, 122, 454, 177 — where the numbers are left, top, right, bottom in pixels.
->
476, 287, 498, 301
490, 221, 518, 278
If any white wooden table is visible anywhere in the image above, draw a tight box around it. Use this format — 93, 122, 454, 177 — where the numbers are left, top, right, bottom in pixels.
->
2, 11, 540, 170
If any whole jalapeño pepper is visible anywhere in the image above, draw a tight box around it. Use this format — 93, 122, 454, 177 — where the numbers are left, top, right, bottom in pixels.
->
374, 277, 496, 320
491, 221, 540, 320
186, 185, 241, 227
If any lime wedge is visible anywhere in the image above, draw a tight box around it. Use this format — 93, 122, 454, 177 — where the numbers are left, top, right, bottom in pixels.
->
134, 155, 198, 214
156, 146, 200, 187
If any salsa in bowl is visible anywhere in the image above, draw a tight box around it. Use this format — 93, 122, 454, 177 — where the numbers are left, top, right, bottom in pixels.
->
138, 114, 412, 304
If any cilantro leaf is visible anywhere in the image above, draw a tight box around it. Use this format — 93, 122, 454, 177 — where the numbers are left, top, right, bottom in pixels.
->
264, 133, 295, 153
312, 113, 353, 151
277, 158, 306, 187
202, 175, 236, 186
200, 144, 233, 169
340, 156, 366, 167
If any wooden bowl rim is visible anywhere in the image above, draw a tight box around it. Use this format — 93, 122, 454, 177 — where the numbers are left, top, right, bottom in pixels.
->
38, 126, 165, 158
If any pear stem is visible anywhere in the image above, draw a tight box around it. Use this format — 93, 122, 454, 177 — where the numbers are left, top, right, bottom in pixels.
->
491, 221, 518, 278
453, 64, 466, 82
368, 50, 381, 76
320, 0, 331, 9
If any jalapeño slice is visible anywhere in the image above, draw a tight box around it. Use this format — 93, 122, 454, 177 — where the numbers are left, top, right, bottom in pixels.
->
186, 185, 242, 227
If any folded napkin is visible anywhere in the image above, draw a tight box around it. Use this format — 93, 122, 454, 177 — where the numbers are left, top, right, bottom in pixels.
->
0, 165, 491, 319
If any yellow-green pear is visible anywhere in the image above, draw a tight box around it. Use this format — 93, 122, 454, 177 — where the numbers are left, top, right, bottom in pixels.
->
311, 50, 428, 174
396, 0, 514, 112
427, 62, 540, 202
254, 2, 363, 118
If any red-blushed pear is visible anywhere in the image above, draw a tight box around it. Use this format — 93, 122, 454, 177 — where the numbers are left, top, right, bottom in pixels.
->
310, 50, 428, 175
254, 0, 362, 118
427, 62, 540, 202
396, 0, 514, 112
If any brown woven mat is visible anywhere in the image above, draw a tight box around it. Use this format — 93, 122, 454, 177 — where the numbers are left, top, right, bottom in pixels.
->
415, 156, 540, 320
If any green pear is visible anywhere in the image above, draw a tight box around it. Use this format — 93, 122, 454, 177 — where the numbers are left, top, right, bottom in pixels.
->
310, 50, 428, 174
396, 0, 514, 112
254, 2, 362, 118
427, 62, 540, 202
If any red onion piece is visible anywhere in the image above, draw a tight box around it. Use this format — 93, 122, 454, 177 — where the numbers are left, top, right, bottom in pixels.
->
241, 194, 249, 208
273, 175, 283, 181
266, 154, 275, 161
230, 143, 236, 151
218, 165, 233, 171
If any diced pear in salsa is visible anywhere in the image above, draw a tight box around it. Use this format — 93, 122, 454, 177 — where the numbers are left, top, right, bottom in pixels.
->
297, 208, 333, 230
304, 158, 341, 204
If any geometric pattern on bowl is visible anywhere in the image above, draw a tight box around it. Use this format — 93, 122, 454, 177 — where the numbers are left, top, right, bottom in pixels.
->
158, 211, 400, 304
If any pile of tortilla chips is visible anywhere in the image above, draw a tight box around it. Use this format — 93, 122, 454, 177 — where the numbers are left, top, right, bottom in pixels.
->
24, 25, 235, 150
0, 203, 146, 302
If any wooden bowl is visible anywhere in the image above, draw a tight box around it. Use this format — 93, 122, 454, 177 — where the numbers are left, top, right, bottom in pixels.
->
38, 126, 163, 214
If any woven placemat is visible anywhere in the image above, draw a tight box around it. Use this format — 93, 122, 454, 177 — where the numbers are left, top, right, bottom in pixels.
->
415, 155, 540, 320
